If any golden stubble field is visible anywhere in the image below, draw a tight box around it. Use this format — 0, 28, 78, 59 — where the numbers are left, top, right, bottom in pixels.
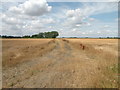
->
2, 38, 118, 88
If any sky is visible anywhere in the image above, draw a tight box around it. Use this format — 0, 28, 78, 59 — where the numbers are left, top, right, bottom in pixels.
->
0, 0, 119, 37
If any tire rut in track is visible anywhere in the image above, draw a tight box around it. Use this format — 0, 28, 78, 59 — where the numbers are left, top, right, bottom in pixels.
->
14, 39, 75, 88
3, 39, 88, 88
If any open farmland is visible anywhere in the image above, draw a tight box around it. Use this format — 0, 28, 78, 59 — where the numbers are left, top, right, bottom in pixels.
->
2, 39, 118, 88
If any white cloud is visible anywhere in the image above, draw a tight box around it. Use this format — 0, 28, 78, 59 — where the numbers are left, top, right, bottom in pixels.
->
66, 10, 75, 17
89, 18, 96, 21
1, 0, 119, 2
1, 1, 118, 37
66, 2, 117, 19
82, 2, 117, 16
41, 18, 55, 24
26, 18, 55, 30
64, 9, 86, 28
9, 0, 52, 16
104, 25, 110, 28
63, 2, 117, 33
76, 24, 81, 27
72, 28, 77, 31
66, 8, 86, 21
1, 0, 54, 36
1, 11, 56, 35
2, 14, 23, 25
86, 22, 91, 26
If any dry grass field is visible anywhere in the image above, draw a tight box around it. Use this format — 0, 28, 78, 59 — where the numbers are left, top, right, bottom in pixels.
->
2, 38, 118, 88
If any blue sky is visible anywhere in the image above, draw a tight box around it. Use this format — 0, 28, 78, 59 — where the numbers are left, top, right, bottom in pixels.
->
91, 11, 117, 22
0, 0, 118, 37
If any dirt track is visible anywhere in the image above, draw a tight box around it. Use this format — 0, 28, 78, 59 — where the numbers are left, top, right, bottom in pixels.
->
2, 39, 118, 88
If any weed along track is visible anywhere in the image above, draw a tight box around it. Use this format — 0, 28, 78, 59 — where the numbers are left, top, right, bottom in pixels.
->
2, 39, 118, 88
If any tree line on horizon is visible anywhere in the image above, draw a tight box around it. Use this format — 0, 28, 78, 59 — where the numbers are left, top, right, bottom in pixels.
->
1, 31, 59, 38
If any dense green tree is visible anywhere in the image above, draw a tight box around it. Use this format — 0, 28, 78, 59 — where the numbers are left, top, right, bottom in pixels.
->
44, 32, 51, 38
51, 31, 59, 38
31, 34, 38, 38
44, 31, 59, 38
38, 33, 44, 38
23, 35, 30, 38
1, 31, 59, 38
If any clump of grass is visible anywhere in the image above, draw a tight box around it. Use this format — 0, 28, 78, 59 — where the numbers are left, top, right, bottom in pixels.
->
110, 65, 118, 73
9, 82, 14, 87
99, 64, 118, 88
30, 71, 34, 76
62, 39, 69, 43
107, 64, 118, 73
30, 69, 40, 76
